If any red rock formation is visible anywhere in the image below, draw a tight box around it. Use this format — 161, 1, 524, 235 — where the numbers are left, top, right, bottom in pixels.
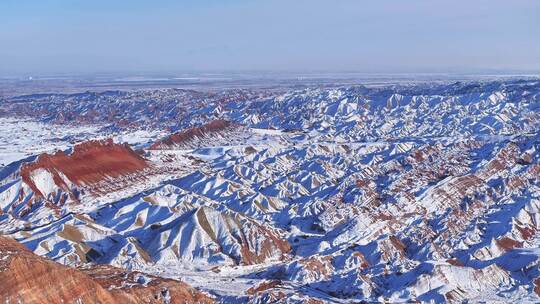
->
150, 120, 233, 149
496, 237, 522, 251
238, 220, 292, 265
446, 258, 464, 267
378, 235, 408, 263
21, 139, 148, 197
0, 236, 213, 304
517, 226, 536, 240
352, 251, 370, 269
534, 277, 540, 296
298, 256, 334, 280
246, 280, 282, 295
0, 235, 117, 303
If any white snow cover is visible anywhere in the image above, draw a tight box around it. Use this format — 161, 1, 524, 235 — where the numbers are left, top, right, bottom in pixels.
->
1, 79, 540, 302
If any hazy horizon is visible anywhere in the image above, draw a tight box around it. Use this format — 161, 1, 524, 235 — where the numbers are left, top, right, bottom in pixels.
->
2, 0, 539, 76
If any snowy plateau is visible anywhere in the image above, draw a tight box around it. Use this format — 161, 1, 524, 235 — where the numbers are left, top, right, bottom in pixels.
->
1, 78, 540, 303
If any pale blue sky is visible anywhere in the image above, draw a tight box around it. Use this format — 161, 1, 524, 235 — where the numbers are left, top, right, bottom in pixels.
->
1, 0, 539, 75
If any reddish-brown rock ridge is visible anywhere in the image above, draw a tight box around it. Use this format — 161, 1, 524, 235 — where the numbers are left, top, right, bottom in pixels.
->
535, 277, 540, 296
20, 139, 149, 197
237, 216, 292, 265
246, 280, 282, 295
0, 236, 213, 304
496, 237, 522, 252
150, 120, 234, 149
297, 255, 334, 281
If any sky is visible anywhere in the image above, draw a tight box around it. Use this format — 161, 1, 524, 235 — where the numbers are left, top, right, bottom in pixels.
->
1, 0, 539, 76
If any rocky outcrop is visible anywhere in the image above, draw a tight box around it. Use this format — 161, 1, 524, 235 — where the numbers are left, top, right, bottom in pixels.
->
0, 236, 213, 304
20, 139, 148, 199
0, 235, 117, 303
149, 120, 235, 149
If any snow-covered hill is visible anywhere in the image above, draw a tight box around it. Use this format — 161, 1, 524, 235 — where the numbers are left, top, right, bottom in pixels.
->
1, 79, 540, 302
